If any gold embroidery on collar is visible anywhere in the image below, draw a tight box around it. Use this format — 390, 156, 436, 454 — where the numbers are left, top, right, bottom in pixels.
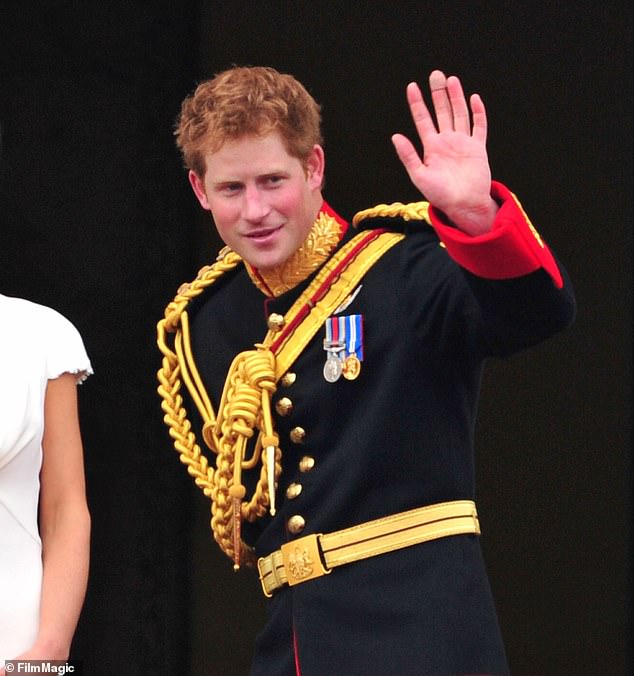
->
245, 211, 344, 297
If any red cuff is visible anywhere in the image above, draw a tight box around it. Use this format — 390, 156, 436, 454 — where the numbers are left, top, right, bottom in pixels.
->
428, 181, 563, 288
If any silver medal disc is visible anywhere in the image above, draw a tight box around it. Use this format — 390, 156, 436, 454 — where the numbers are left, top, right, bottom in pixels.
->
323, 356, 343, 383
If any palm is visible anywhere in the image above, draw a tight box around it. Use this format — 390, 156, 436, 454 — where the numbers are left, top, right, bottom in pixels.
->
410, 126, 490, 204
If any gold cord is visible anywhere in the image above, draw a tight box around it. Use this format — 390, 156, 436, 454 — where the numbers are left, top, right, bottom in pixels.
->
157, 249, 276, 567
352, 201, 430, 227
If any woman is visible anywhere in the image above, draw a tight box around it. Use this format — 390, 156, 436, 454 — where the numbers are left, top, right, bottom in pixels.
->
0, 294, 92, 672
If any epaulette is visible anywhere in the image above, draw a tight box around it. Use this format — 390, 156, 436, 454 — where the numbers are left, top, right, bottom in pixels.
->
352, 201, 431, 231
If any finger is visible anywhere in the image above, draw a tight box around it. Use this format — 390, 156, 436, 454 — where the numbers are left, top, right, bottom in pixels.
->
429, 70, 453, 132
470, 93, 488, 144
405, 82, 437, 141
391, 133, 424, 180
446, 75, 470, 135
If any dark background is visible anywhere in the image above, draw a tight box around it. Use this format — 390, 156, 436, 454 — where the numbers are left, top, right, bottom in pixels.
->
0, 2, 630, 674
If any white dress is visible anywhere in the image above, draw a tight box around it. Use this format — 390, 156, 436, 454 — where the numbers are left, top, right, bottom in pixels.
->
0, 295, 92, 665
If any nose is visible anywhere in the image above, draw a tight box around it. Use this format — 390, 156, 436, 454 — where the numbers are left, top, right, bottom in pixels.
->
242, 185, 271, 223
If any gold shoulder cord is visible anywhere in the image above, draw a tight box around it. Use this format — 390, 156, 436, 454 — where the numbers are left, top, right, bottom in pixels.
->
157, 205, 428, 570
352, 201, 429, 227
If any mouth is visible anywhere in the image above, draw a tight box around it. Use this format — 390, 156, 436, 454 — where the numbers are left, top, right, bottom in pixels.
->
245, 224, 283, 242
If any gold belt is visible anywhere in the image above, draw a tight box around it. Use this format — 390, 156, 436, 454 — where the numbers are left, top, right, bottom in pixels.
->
257, 500, 479, 597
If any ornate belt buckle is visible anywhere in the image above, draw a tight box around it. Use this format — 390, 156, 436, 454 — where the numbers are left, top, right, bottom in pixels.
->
281, 533, 331, 586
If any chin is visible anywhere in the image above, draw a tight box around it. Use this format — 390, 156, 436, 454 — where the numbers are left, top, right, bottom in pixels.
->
254, 259, 284, 271
250, 249, 293, 271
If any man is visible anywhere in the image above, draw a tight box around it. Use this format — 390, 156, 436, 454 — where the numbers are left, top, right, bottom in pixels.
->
157, 66, 575, 675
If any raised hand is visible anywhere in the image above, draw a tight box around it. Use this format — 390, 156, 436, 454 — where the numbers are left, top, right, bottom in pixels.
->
392, 70, 498, 235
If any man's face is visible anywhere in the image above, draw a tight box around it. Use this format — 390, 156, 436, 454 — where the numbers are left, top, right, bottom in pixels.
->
189, 131, 324, 270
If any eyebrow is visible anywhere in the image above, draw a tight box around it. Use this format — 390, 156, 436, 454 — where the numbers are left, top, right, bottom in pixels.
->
212, 170, 289, 186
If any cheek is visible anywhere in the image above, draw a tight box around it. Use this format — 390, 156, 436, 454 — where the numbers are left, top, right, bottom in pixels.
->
209, 201, 238, 231
274, 185, 308, 215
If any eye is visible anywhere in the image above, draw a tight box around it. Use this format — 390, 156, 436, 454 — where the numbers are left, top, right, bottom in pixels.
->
220, 182, 242, 195
264, 175, 284, 187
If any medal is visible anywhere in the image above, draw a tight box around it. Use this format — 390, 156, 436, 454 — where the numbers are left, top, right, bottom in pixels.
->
342, 354, 361, 380
322, 338, 344, 382
323, 355, 343, 382
323, 314, 364, 382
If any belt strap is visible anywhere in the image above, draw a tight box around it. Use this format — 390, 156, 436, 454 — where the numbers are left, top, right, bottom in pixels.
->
257, 500, 479, 597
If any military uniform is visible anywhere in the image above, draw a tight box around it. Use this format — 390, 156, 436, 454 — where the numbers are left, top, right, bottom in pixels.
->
160, 182, 575, 675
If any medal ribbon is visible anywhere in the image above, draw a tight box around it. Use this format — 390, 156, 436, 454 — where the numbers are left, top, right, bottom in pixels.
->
344, 314, 363, 360
325, 314, 364, 360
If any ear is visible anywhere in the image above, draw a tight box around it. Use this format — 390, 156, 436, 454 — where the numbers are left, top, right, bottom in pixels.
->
188, 170, 211, 210
305, 144, 325, 190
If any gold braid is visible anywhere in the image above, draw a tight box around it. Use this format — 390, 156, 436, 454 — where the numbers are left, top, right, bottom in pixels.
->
157, 248, 281, 568
352, 201, 430, 227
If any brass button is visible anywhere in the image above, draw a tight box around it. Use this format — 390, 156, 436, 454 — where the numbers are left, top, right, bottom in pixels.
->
281, 372, 296, 387
287, 515, 306, 534
299, 456, 315, 473
267, 313, 285, 331
285, 482, 303, 500
289, 426, 306, 444
275, 397, 293, 416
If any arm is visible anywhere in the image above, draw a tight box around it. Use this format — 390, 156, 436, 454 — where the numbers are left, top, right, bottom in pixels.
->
392, 70, 568, 290
17, 373, 91, 661
392, 71, 575, 351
